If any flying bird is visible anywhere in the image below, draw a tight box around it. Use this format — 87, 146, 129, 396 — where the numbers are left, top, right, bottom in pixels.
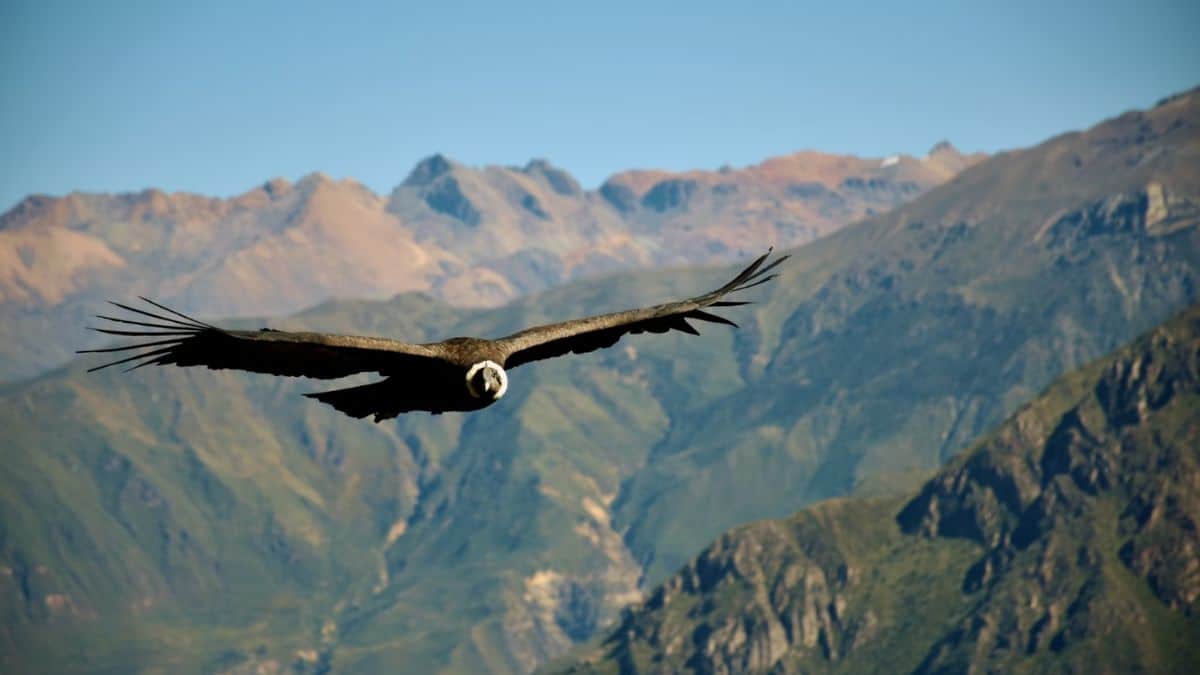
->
80, 249, 785, 421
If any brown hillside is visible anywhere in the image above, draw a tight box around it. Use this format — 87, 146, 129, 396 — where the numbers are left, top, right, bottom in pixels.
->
0, 147, 975, 381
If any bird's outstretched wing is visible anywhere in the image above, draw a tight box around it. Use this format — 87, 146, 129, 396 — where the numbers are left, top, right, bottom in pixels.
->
79, 297, 455, 380
496, 249, 786, 368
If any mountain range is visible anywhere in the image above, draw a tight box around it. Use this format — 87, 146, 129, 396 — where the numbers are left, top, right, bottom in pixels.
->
0, 89, 1197, 674
545, 302, 1200, 674
0, 143, 980, 382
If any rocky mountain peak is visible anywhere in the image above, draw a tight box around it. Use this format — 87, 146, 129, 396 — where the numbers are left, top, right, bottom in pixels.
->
1154, 85, 1200, 109
295, 171, 335, 191
522, 158, 582, 196
262, 177, 292, 199
927, 139, 960, 157
402, 153, 455, 187
0, 194, 56, 229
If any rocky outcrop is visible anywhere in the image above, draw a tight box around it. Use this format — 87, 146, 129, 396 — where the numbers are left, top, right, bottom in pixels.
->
522, 159, 582, 197
562, 510, 879, 675
640, 179, 699, 213
402, 153, 455, 187
422, 175, 482, 226
548, 305, 1200, 674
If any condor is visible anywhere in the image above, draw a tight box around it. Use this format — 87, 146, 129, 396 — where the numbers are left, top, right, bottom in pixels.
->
81, 250, 785, 421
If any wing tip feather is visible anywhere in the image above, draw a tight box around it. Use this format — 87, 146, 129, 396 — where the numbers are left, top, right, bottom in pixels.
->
81, 297, 214, 373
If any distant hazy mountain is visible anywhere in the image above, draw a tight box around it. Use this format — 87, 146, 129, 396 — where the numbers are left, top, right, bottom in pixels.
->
0, 145, 977, 382
0, 90, 1196, 674
545, 303, 1200, 675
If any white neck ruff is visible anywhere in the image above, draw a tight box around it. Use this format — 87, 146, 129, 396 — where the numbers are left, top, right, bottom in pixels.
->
465, 360, 508, 399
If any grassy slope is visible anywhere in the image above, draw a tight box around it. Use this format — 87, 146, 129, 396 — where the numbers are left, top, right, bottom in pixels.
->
615, 89, 1200, 583
0, 294, 461, 673
1, 92, 1198, 673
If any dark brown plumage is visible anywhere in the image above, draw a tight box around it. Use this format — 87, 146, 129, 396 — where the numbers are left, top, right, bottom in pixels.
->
80, 249, 786, 421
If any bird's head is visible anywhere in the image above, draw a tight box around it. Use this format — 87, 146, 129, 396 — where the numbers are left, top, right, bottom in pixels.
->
466, 360, 508, 401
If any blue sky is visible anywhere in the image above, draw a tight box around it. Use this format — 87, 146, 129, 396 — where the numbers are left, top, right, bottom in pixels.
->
2, 0, 1197, 211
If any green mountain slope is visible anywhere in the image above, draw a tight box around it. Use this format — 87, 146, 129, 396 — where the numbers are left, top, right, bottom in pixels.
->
613, 87, 1200, 584
1, 91, 1198, 673
545, 303, 1200, 675
0, 294, 464, 673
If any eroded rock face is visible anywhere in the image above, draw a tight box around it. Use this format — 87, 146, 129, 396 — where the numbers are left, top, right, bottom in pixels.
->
640, 179, 699, 213
601, 519, 866, 675
901, 311, 1200, 673
502, 495, 645, 674
899, 319, 1200, 608
1040, 185, 1200, 252
547, 306, 1200, 675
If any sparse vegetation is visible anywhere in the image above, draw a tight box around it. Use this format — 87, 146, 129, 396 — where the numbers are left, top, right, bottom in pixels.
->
1, 91, 1198, 673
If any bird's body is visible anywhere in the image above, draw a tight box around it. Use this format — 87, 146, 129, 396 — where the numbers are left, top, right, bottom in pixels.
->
81, 250, 785, 421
